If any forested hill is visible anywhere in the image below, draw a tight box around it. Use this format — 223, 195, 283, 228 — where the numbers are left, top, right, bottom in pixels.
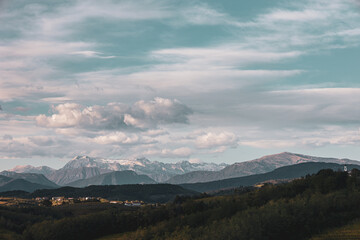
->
1, 184, 197, 203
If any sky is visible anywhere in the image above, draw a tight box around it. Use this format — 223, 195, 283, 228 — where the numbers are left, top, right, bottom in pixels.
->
0, 0, 360, 170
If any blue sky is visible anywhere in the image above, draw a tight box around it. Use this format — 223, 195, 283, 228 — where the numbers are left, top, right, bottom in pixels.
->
0, 0, 360, 170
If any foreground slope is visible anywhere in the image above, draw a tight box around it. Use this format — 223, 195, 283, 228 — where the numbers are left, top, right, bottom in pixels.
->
167, 152, 360, 184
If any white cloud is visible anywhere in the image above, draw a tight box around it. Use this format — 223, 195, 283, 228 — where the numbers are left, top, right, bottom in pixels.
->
36, 98, 192, 130
262, 9, 329, 22
142, 147, 193, 158
195, 131, 238, 149
93, 132, 155, 145
240, 140, 297, 149
185, 130, 238, 150
71, 51, 116, 59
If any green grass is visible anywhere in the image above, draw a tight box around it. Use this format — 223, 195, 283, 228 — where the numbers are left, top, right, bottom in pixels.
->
310, 219, 360, 240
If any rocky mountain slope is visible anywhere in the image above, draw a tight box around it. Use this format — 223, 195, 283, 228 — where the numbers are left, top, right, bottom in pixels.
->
66, 170, 156, 187
47, 167, 111, 186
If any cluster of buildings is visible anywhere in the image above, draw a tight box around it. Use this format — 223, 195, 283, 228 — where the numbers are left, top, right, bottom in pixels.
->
34, 196, 105, 206
35, 196, 144, 207
0, 196, 146, 207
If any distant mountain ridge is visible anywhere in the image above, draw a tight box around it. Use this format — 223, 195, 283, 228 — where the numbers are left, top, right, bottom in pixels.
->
180, 162, 360, 193
167, 152, 360, 184
0, 173, 58, 193
0, 171, 58, 188
0, 179, 54, 193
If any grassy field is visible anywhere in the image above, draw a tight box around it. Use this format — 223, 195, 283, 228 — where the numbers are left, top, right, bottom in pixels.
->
310, 220, 360, 240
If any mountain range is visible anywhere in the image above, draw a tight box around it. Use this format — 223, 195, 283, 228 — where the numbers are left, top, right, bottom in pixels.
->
1, 152, 359, 193
8, 156, 228, 184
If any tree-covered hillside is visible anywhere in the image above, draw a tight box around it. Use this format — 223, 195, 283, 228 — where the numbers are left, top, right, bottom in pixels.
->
1, 168, 360, 240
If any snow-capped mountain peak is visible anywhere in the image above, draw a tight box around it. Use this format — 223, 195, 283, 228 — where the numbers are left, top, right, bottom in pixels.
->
61, 156, 228, 182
